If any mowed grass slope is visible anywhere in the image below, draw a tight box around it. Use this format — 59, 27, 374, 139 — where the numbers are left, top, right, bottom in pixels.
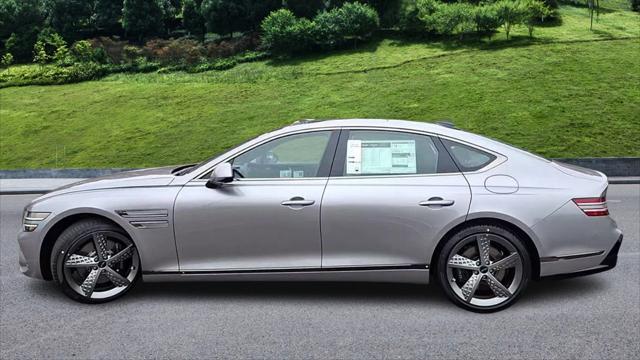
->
1, 6, 639, 169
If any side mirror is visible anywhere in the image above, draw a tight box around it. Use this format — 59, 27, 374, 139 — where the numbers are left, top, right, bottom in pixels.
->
206, 162, 234, 189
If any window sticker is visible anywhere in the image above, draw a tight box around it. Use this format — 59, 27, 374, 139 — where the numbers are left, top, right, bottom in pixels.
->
293, 170, 305, 178
279, 169, 292, 178
346, 139, 417, 175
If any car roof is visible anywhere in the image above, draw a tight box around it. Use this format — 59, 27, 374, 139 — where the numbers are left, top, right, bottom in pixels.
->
280, 118, 479, 144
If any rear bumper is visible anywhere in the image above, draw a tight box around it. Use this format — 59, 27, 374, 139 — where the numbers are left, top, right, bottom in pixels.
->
540, 234, 622, 279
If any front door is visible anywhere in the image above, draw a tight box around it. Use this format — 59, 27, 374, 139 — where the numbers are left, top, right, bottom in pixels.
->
321, 129, 471, 268
174, 130, 339, 271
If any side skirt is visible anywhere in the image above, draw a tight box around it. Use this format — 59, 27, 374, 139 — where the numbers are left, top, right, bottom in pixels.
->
142, 265, 430, 284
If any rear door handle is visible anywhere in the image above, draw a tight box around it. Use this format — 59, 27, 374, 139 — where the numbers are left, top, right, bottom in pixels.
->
419, 198, 455, 207
281, 197, 315, 207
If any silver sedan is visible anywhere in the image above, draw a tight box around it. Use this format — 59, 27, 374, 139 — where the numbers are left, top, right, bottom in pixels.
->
18, 119, 623, 312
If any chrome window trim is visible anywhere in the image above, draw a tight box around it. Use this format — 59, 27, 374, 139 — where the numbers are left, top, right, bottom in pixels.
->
188, 125, 506, 183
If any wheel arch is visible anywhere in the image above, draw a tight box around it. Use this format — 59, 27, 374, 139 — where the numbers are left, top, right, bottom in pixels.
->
39, 213, 134, 281
430, 217, 541, 280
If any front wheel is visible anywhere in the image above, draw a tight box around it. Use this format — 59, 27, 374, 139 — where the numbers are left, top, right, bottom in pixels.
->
437, 225, 531, 312
51, 219, 140, 303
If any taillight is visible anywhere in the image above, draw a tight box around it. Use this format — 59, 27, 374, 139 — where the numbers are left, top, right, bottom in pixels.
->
573, 196, 609, 216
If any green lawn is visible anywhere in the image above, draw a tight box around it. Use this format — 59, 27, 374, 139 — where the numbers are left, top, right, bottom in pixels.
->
1, 5, 639, 169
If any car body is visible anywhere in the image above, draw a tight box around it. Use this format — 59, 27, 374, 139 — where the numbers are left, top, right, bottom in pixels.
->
18, 119, 623, 311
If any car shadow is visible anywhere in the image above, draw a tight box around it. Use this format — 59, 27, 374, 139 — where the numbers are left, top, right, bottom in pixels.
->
124, 275, 609, 308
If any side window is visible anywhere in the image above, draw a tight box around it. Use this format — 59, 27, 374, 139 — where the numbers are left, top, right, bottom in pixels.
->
342, 131, 442, 176
232, 131, 332, 179
441, 139, 497, 172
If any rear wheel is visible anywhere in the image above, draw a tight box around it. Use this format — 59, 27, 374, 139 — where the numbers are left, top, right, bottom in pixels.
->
51, 219, 140, 303
437, 225, 531, 312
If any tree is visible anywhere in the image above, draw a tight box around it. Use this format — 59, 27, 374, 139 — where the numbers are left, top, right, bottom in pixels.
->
1, 0, 45, 61
1, 52, 13, 72
183, 0, 205, 39
243, 0, 281, 30
94, 0, 124, 35
44, 0, 94, 40
494, 0, 524, 39
201, 0, 248, 37
521, 0, 549, 37
284, 0, 325, 18
123, 0, 165, 41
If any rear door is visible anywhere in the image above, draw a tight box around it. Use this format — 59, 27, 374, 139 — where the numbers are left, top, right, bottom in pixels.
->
320, 129, 471, 268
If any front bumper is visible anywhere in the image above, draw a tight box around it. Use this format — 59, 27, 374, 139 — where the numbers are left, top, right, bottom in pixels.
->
18, 229, 46, 279
540, 234, 623, 278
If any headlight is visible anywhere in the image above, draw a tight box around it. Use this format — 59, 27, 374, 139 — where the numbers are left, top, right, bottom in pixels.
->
23, 211, 51, 232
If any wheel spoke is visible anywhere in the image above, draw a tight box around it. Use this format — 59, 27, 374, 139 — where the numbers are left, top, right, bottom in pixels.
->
65, 254, 97, 268
103, 267, 130, 287
80, 268, 102, 297
93, 233, 109, 261
490, 253, 521, 272
477, 235, 491, 266
109, 244, 135, 264
448, 254, 479, 271
485, 273, 512, 298
461, 273, 483, 302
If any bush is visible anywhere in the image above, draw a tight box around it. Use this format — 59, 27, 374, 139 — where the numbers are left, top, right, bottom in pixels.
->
417, 0, 477, 37
520, 0, 551, 37
142, 38, 205, 65
631, 0, 639, 12
261, 3, 380, 55
205, 33, 260, 58
474, 3, 501, 34
261, 9, 316, 54
335, 2, 380, 40
397, 0, 424, 33
71, 40, 94, 63
88, 37, 129, 64
201, 0, 248, 37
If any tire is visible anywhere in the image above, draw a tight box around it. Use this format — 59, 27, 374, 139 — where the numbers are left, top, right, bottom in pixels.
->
51, 218, 140, 304
436, 224, 531, 313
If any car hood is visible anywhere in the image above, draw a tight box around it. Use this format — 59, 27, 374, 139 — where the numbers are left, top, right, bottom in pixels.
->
34, 166, 179, 201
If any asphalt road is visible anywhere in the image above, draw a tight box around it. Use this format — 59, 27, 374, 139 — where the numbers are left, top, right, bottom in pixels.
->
1, 185, 639, 359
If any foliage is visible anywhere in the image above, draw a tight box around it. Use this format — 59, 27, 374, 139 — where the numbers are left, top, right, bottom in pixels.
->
1, 52, 13, 71
32, 30, 68, 65
43, 0, 94, 40
94, 0, 124, 34
261, 9, 316, 54
142, 38, 205, 65
521, 0, 551, 37
201, 0, 248, 37
1, 0, 45, 61
261, 3, 380, 55
632, 0, 640, 12
71, 40, 96, 63
123, 0, 165, 40
285, 0, 326, 18
182, 0, 206, 39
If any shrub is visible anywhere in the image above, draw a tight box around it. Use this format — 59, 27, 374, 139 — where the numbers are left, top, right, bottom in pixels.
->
88, 37, 129, 64
1, 52, 13, 72
142, 38, 205, 65
474, 3, 501, 35
335, 2, 380, 40
631, 0, 639, 12
397, 0, 424, 33
205, 33, 260, 58
520, 0, 551, 37
32, 30, 68, 65
71, 40, 94, 63
261, 9, 315, 54
494, 0, 525, 39
313, 9, 345, 48
417, 0, 476, 37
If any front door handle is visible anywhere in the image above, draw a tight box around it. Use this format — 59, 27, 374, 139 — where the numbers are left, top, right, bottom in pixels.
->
419, 197, 455, 207
281, 197, 315, 207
